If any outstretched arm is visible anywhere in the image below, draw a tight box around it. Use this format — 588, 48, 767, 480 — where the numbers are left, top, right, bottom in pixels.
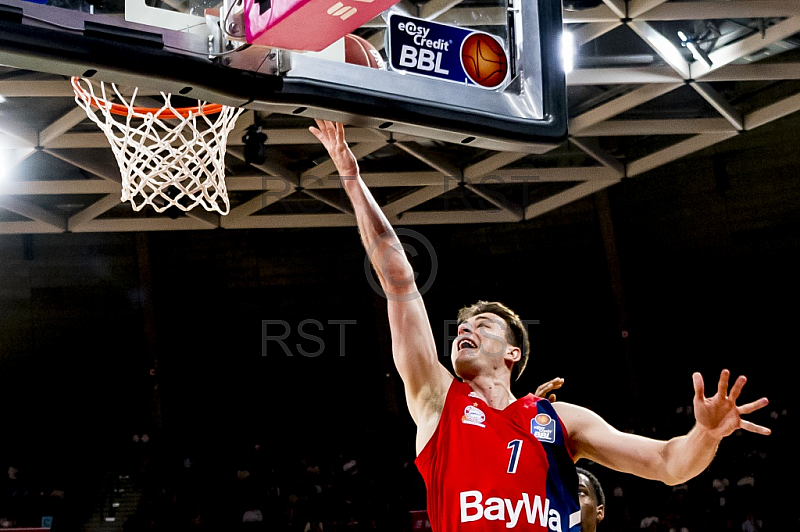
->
554, 369, 770, 485
309, 120, 452, 431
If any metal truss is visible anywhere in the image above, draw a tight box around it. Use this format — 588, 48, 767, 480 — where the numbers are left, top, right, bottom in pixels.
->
0, 0, 799, 233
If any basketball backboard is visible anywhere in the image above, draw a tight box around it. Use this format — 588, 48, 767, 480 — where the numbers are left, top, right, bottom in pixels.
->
0, 0, 567, 152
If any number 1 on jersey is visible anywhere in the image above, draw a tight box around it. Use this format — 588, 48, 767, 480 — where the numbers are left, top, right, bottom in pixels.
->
507, 439, 522, 473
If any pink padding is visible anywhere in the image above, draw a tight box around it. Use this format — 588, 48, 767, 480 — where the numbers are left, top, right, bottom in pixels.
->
244, 0, 399, 51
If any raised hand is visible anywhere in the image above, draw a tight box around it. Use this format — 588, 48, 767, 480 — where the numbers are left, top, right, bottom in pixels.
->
692, 369, 771, 440
535, 377, 564, 403
308, 119, 360, 179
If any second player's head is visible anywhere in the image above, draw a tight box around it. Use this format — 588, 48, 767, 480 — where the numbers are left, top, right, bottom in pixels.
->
577, 467, 606, 532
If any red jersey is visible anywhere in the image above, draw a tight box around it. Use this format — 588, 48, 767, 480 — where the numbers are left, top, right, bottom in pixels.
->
415, 379, 581, 532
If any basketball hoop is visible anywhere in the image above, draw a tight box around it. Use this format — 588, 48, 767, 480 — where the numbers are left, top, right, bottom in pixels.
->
71, 77, 244, 215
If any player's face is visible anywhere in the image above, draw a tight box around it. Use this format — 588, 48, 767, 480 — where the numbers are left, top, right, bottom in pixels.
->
451, 312, 517, 378
578, 472, 604, 532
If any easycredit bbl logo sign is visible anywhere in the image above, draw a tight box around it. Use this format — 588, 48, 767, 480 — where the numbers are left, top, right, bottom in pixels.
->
387, 13, 510, 89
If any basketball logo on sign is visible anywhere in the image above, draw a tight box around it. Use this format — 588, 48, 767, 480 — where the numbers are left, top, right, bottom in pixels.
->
461, 32, 508, 89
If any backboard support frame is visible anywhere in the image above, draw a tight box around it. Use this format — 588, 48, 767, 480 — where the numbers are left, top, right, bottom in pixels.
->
0, 0, 567, 153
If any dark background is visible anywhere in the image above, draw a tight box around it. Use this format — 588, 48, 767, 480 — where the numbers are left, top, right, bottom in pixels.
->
0, 111, 796, 529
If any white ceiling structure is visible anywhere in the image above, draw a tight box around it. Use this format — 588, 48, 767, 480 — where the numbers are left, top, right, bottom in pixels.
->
0, 0, 799, 234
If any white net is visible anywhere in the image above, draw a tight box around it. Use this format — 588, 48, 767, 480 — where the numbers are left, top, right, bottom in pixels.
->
72, 77, 245, 215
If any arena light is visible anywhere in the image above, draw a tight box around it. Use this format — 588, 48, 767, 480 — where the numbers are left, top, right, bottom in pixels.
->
678, 30, 713, 67
562, 31, 575, 74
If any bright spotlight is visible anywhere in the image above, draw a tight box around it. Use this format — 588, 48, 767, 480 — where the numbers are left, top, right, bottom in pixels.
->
677, 30, 713, 67
561, 31, 575, 74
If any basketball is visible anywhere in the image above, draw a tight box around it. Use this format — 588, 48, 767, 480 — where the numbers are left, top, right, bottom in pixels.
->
461, 32, 508, 88
344, 34, 386, 69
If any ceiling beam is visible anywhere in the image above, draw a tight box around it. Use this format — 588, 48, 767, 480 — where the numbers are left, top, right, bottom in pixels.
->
70, 217, 217, 232
0, 132, 34, 149
394, 141, 463, 177
627, 0, 668, 19
494, 167, 621, 182
46, 124, 364, 150
419, 0, 465, 22
226, 175, 291, 191
2, 148, 37, 175
572, 21, 623, 47
461, 151, 530, 219
67, 194, 124, 231
391, 0, 418, 18
0, 220, 66, 234
0, 116, 37, 147
0, 196, 67, 231
692, 16, 800, 79
568, 66, 683, 86
382, 179, 460, 219
701, 63, 800, 82
228, 110, 256, 146
400, 209, 519, 225
462, 184, 524, 221
43, 149, 122, 182
225, 213, 356, 229
184, 208, 221, 228
627, 21, 691, 79
301, 142, 387, 178
689, 82, 744, 131
397, 209, 520, 225
360, 171, 449, 188
226, 127, 395, 146
433, 7, 508, 26
641, 1, 800, 21
463, 152, 528, 180
565, 1, 800, 22
39, 107, 95, 147
0, 80, 77, 97
569, 83, 683, 134
568, 63, 800, 86
368, 29, 386, 51
627, 132, 738, 177
29, 120, 390, 149
1, 179, 119, 195
563, 4, 619, 23
569, 137, 625, 176
44, 132, 112, 149
524, 179, 619, 219
577, 118, 735, 136
744, 92, 800, 130
296, 173, 342, 191
601, 0, 626, 18
223, 186, 296, 223
227, 146, 298, 184
301, 189, 354, 215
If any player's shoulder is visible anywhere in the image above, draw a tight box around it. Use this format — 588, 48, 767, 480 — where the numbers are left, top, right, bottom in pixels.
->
550, 401, 608, 436
550, 400, 594, 419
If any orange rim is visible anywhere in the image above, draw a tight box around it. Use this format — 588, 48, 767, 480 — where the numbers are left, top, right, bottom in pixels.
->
71, 77, 223, 118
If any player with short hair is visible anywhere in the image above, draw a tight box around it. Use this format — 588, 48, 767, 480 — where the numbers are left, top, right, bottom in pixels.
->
576, 467, 605, 532
309, 119, 771, 532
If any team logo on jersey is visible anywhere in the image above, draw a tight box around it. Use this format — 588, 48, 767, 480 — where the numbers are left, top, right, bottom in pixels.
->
462, 403, 486, 428
531, 413, 556, 443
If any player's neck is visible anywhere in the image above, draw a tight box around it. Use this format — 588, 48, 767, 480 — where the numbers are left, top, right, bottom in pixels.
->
465, 375, 516, 410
